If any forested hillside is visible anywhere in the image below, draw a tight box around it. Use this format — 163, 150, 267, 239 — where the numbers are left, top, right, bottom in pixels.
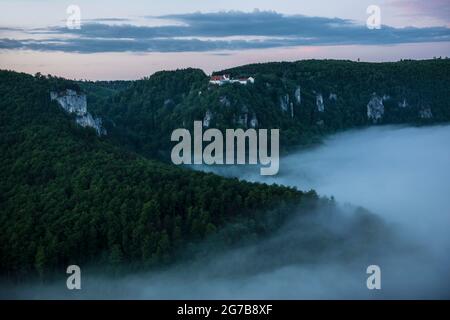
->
1, 58, 448, 280
89, 59, 450, 159
0, 70, 312, 279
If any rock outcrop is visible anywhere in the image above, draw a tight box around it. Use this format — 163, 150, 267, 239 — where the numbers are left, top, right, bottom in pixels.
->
316, 93, 325, 112
250, 113, 258, 128
419, 107, 433, 119
164, 98, 174, 108
219, 96, 231, 107
398, 98, 408, 108
203, 110, 213, 127
280, 94, 294, 118
294, 86, 301, 104
236, 113, 248, 127
50, 89, 106, 135
367, 93, 384, 123
280, 94, 290, 112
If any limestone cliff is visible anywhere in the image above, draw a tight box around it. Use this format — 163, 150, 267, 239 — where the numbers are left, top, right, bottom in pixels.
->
367, 93, 384, 123
50, 89, 106, 136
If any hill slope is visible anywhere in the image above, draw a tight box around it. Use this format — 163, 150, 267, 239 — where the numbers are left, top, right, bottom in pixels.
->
89, 59, 450, 159
0, 70, 312, 279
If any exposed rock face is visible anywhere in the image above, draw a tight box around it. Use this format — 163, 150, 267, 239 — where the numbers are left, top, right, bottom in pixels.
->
398, 98, 408, 108
236, 113, 248, 127
367, 93, 384, 123
236, 105, 250, 127
50, 89, 106, 135
250, 113, 258, 128
50, 89, 87, 116
203, 110, 213, 127
419, 107, 433, 119
219, 96, 231, 107
76, 113, 104, 133
294, 86, 301, 104
164, 98, 174, 107
280, 94, 290, 112
316, 93, 325, 112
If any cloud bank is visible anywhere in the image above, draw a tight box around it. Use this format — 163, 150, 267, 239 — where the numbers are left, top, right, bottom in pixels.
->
1, 10, 449, 53
387, 0, 450, 23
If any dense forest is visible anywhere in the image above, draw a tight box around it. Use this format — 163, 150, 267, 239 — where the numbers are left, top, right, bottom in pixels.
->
85, 59, 450, 159
0, 70, 314, 280
1, 58, 449, 280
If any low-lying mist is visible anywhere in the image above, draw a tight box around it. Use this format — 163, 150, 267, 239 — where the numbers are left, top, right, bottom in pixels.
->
3, 125, 450, 299
223, 125, 450, 259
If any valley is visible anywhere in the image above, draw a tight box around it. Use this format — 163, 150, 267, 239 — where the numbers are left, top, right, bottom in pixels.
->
1, 59, 449, 299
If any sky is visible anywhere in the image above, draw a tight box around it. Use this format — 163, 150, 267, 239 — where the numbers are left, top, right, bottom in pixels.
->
0, 0, 449, 80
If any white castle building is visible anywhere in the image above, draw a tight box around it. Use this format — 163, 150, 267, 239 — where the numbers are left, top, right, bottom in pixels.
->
209, 74, 255, 85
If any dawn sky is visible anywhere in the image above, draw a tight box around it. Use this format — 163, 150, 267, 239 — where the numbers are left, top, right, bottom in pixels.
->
0, 0, 449, 80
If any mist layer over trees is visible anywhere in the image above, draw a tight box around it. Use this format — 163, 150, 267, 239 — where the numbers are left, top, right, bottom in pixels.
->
6, 125, 450, 299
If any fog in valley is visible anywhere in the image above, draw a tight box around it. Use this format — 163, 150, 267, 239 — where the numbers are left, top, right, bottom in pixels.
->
4, 125, 450, 299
